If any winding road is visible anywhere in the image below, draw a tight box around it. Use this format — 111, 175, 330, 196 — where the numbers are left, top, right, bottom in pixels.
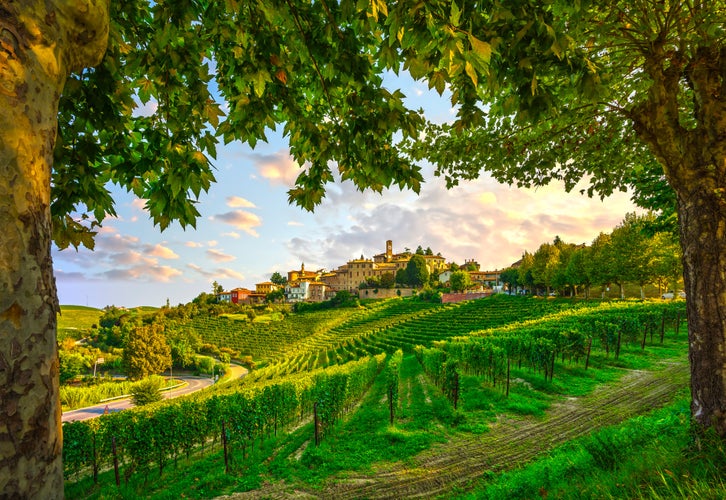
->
62, 363, 248, 423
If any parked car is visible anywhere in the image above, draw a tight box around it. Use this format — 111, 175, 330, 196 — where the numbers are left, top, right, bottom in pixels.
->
661, 291, 686, 299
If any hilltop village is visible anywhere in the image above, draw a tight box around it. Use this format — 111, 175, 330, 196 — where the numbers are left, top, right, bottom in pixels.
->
217, 240, 504, 305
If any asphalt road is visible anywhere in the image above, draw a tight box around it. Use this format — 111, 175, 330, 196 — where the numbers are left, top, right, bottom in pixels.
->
61, 364, 248, 423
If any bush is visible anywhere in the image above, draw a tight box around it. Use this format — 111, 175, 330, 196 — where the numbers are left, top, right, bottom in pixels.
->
130, 376, 163, 406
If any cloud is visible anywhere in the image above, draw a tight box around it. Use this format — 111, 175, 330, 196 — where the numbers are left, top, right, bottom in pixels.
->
216, 268, 245, 281
284, 174, 638, 273
187, 263, 214, 278
102, 265, 182, 282
226, 196, 256, 208
287, 221, 303, 227
207, 249, 236, 263
207, 240, 218, 247
131, 198, 147, 211
249, 150, 302, 187
185, 241, 204, 248
147, 243, 180, 259
187, 263, 245, 282
212, 210, 262, 237
222, 232, 241, 239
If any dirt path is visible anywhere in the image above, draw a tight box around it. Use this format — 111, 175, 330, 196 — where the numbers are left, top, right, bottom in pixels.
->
222, 358, 689, 499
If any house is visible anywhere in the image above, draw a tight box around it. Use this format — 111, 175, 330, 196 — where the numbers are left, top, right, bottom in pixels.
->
285, 281, 310, 302
231, 287, 253, 304
255, 282, 279, 295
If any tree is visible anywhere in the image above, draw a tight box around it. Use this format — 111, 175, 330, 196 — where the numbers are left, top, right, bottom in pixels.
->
531, 242, 561, 295
565, 247, 593, 299
651, 232, 684, 296
450, 270, 472, 292
379, 272, 396, 289
387, 2, 726, 436
265, 289, 286, 303
587, 233, 616, 298
270, 272, 287, 285
3, 1, 726, 493
123, 324, 172, 381
406, 254, 430, 287
498, 267, 519, 294
212, 281, 224, 295
610, 213, 656, 299
395, 268, 408, 286
517, 252, 536, 295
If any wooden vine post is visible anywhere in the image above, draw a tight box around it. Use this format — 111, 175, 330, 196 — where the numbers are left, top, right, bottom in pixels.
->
505, 358, 510, 398
314, 402, 320, 446
222, 421, 229, 474
111, 436, 120, 487
585, 337, 592, 370
388, 386, 395, 425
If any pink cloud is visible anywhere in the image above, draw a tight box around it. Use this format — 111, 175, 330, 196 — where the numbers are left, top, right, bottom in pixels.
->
206, 249, 236, 263
213, 210, 262, 237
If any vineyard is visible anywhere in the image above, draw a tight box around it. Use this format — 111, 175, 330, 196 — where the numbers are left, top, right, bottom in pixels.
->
63, 295, 689, 498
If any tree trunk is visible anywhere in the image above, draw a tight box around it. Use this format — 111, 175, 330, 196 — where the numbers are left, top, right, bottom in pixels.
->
0, 2, 108, 497
679, 188, 726, 437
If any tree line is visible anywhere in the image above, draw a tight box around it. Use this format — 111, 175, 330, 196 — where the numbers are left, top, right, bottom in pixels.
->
499, 213, 682, 299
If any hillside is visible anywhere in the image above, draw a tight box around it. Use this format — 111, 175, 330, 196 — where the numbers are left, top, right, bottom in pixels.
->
64, 296, 705, 499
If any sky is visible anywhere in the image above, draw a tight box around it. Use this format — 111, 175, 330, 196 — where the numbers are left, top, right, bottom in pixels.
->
53, 73, 640, 309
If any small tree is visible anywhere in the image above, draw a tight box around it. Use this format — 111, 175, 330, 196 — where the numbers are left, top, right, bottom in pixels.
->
450, 271, 472, 292
380, 272, 396, 289
270, 272, 288, 285
130, 376, 164, 406
123, 324, 172, 380
395, 268, 408, 286
407, 255, 430, 288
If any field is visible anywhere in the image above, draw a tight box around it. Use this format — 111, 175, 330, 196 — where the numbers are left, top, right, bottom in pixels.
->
57, 305, 103, 341
62, 295, 719, 499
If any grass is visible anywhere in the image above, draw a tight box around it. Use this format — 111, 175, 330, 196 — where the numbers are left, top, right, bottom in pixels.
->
464, 395, 726, 500
58, 305, 103, 340
64, 305, 696, 499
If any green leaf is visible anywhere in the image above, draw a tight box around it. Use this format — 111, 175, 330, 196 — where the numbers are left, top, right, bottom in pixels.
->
465, 61, 478, 87
468, 34, 491, 64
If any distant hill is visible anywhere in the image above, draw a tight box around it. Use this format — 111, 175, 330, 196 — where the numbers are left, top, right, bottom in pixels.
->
58, 305, 103, 339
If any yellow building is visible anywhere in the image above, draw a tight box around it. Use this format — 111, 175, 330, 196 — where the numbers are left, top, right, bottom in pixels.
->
255, 282, 280, 295
287, 262, 319, 283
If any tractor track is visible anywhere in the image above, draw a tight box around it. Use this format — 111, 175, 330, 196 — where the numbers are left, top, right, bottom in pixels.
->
222, 360, 689, 499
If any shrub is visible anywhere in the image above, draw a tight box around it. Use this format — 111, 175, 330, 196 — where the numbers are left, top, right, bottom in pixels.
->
130, 376, 163, 406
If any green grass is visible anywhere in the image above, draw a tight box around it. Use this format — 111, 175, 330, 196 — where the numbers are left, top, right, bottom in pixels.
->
463, 395, 726, 500
58, 305, 103, 340
63, 299, 693, 498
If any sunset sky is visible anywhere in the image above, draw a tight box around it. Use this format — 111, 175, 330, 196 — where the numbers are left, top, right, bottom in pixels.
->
53, 73, 639, 309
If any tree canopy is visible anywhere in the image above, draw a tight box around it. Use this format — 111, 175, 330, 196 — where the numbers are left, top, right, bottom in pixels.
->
122, 323, 172, 380
3, 0, 726, 497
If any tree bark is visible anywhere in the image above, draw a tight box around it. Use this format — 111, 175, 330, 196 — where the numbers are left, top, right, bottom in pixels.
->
0, 1, 107, 497
679, 182, 726, 436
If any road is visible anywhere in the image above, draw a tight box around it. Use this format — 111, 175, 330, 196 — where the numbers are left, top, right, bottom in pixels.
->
62, 364, 248, 423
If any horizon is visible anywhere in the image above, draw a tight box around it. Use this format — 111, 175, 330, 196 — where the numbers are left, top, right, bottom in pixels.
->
53, 72, 639, 309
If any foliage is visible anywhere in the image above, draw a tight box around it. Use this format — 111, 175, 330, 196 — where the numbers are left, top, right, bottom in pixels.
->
62, 355, 385, 482
270, 272, 287, 285
130, 376, 164, 406
122, 323, 172, 380
450, 270, 472, 292
406, 254, 430, 287
59, 351, 89, 384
